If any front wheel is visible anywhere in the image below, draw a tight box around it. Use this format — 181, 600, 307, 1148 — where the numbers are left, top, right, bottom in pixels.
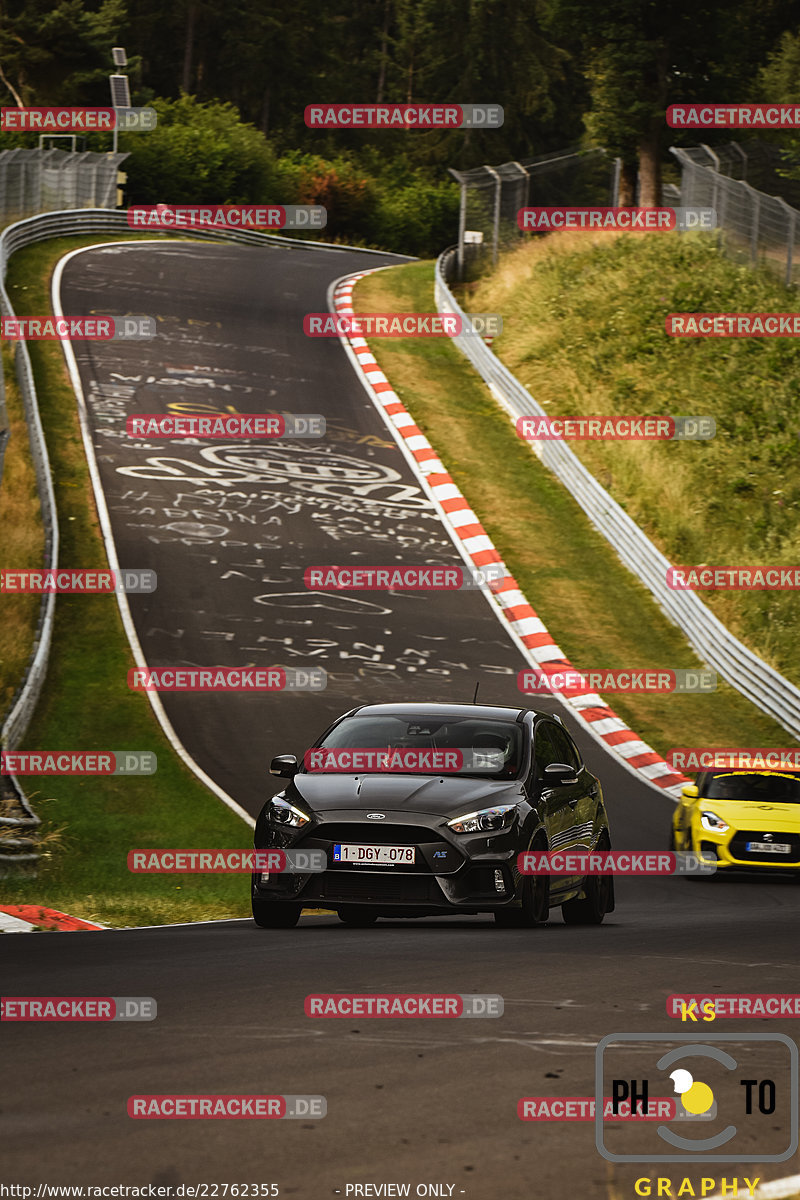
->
562, 838, 613, 925
495, 870, 549, 927
252, 898, 302, 928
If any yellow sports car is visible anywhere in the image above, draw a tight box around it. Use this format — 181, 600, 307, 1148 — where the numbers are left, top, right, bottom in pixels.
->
671, 770, 800, 870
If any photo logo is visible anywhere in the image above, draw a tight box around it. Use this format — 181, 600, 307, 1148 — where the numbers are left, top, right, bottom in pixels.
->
595, 1032, 798, 1162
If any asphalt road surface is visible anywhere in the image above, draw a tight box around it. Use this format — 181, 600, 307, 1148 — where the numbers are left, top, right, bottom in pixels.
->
2, 240, 798, 1198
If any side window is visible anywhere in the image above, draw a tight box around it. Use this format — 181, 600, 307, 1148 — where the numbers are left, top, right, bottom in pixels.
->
533, 723, 557, 779
550, 724, 582, 771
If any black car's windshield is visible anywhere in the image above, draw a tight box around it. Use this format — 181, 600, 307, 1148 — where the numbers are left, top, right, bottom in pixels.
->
704, 772, 800, 804
304, 715, 523, 780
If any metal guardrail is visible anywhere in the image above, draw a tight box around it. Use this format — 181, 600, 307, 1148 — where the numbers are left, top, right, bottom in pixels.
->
0, 208, 413, 863
435, 246, 800, 740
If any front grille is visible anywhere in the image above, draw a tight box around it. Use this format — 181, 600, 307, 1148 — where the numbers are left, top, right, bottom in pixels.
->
306, 872, 442, 904
729, 831, 800, 863
316, 823, 442, 845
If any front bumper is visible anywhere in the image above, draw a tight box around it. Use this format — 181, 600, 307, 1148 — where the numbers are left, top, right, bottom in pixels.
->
696, 825, 800, 870
253, 813, 525, 912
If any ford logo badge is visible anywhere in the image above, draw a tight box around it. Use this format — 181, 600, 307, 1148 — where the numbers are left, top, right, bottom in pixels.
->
366, 812, 386, 820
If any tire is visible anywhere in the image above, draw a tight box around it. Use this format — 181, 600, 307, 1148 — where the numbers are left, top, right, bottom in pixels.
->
252, 898, 302, 928
562, 834, 613, 925
337, 908, 379, 926
495, 853, 549, 927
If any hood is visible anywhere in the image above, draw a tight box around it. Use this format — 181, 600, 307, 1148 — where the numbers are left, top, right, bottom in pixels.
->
699, 798, 800, 831
286, 772, 524, 818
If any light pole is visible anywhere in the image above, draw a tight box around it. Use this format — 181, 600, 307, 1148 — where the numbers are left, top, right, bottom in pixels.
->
110, 47, 129, 156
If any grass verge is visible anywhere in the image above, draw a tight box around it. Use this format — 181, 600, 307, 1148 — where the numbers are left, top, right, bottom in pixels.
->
468, 229, 800, 686
0, 234, 253, 927
354, 260, 791, 757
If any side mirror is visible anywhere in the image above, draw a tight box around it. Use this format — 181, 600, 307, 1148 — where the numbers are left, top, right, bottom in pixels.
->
544, 762, 578, 786
681, 783, 699, 799
270, 754, 298, 778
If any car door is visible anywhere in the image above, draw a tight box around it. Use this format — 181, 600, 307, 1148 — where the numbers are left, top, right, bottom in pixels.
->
531, 720, 587, 896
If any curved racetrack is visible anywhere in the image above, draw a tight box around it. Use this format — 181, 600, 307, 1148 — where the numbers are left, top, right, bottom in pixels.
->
3, 241, 799, 1197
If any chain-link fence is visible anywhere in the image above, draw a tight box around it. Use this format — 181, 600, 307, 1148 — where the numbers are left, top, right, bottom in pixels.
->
447, 147, 618, 279
0, 148, 128, 225
670, 145, 800, 286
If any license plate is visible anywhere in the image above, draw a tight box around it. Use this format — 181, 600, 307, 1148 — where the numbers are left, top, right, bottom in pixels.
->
746, 841, 791, 854
333, 843, 415, 865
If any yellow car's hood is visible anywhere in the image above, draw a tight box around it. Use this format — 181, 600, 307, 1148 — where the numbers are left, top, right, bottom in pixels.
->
700, 798, 800, 831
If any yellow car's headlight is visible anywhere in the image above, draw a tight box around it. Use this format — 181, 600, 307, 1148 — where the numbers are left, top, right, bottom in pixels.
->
700, 810, 729, 834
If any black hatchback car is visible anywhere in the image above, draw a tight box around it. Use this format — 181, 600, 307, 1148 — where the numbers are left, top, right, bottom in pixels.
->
251, 702, 614, 928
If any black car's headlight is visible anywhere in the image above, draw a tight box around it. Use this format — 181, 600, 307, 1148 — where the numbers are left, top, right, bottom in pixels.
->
268, 796, 311, 828
700, 810, 729, 834
447, 804, 517, 834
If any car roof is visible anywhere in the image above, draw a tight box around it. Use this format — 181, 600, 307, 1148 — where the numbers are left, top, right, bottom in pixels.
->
346, 702, 552, 723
